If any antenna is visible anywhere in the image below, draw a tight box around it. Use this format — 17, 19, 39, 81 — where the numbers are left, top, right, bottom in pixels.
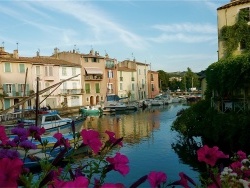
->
2, 41, 4, 47
16, 42, 19, 51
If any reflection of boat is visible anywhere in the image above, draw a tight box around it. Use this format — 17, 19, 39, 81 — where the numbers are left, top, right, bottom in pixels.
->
79, 106, 103, 117
24, 146, 73, 171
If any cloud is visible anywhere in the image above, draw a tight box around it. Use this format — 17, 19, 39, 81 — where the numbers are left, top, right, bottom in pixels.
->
153, 23, 216, 34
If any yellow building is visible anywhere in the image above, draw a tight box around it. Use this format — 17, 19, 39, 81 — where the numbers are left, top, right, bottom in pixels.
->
217, 0, 250, 59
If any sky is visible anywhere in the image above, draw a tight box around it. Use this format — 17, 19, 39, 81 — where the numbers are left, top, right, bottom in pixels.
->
0, 0, 229, 73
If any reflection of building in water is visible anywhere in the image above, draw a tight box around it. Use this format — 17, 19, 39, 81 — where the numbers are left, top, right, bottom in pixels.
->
81, 110, 160, 145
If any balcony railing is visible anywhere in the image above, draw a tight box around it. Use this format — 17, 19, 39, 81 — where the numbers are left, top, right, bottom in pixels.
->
85, 75, 103, 80
60, 89, 82, 95
120, 77, 123, 81
131, 77, 135, 81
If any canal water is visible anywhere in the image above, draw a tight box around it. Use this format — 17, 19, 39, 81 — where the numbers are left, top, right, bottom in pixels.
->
79, 103, 200, 187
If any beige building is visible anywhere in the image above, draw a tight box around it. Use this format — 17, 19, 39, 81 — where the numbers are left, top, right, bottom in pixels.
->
0, 47, 82, 112
117, 66, 137, 102
118, 59, 150, 100
55, 48, 108, 106
217, 0, 250, 59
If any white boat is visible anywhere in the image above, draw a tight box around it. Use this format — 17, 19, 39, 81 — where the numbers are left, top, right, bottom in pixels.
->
12, 110, 85, 135
103, 94, 137, 111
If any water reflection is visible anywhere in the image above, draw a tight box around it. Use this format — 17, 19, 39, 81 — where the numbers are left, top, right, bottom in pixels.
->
81, 106, 167, 145
78, 104, 199, 186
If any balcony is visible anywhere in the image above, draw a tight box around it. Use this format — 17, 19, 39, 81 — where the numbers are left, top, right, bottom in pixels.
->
44, 76, 55, 81
60, 89, 82, 95
85, 75, 103, 81
120, 77, 123, 81
131, 77, 135, 81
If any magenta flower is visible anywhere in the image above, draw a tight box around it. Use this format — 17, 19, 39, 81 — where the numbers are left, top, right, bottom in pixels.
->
80, 129, 102, 154
237, 150, 247, 161
28, 126, 45, 142
105, 130, 123, 147
0, 157, 23, 187
197, 145, 229, 167
53, 133, 70, 149
101, 183, 125, 188
0, 126, 9, 145
148, 171, 167, 188
50, 176, 89, 188
106, 152, 129, 176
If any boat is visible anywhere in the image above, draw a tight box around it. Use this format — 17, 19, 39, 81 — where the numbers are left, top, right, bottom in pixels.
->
103, 94, 137, 112
5, 111, 85, 135
79, 106, 103, 117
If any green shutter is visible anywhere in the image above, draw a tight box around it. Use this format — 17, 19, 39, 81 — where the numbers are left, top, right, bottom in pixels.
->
19, 64, 25, 73
5, 63, 11, 72
85, 83, 90, 94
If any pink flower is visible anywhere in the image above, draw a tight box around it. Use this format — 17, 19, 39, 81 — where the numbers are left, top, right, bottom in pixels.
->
0, 157, 23, 187
148, 171, 167, 188
106, 152, 129, 176
237, 150, 247, 161
80, 129, 102, 154
0, 126, 9, 145
197, 145, 229, 167
50, 176, 89, 187
105, 130, 123, 146
101, 183, 125, 188
53, 132, 70, 149
168, 172, 196, 188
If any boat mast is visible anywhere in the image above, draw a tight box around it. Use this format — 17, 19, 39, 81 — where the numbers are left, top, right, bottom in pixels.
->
35, 77, 39, 126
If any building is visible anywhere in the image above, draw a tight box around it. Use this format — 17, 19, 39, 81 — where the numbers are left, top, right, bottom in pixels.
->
217, 0, 250, 59
148, 70, 160, 98
0, 47, 82, 112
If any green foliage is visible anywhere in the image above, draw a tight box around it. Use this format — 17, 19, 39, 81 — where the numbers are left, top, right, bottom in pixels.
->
220, 8, 250, 57
206, 53, 250, 98
172, 100, 250, 153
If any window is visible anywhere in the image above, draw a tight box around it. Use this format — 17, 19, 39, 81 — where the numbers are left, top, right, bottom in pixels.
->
72, 82, 77, 89
45, 66, 53, 76
19, 64, 25, 73
95, 83, 100, 93
85, 83, 90, 94
107, 83, 113, 93
240, 39, 247, 50
63, 82, 67, 89
4, 84, 13, 93
84, 58, 88, 62
45, 82, 50, 95
139, 69, 141, 75
132, 83, 135, 91
120, 83, 123, 90
62, 67, 67, 76
4, 63, 11, 72
151, 84, 154, 91
108, 70, 113, 78
72, 67, 76, 76
144, 69, 146, 75
35, 66, 40, 76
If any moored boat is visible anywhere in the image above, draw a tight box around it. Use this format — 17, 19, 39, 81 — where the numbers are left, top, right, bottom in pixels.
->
79, 106, 103, 117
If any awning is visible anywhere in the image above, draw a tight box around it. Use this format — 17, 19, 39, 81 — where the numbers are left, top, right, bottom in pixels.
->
84, 67, 103, 74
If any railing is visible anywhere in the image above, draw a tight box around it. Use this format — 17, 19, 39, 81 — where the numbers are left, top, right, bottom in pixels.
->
60, 89, 82, 95
131, 77, 135, 81
211, 98, 249, 113
85, 75, 103, 80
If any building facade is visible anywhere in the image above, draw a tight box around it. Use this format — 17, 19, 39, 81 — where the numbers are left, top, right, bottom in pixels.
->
217, 0, 250, 59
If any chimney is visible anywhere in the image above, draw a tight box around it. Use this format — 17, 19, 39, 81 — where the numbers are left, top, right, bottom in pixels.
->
13, 50, 19, 59
54, 47, 59, 58
36, 50, 40, 57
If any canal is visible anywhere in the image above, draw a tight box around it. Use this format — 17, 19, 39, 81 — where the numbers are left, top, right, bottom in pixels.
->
78, 103, 200, 187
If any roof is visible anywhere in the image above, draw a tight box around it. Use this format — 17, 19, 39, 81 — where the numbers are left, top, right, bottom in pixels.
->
117, 67, 136, 72
19, 57, 81, 67
217, 0, 250, 10
84, 67, 103, 74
